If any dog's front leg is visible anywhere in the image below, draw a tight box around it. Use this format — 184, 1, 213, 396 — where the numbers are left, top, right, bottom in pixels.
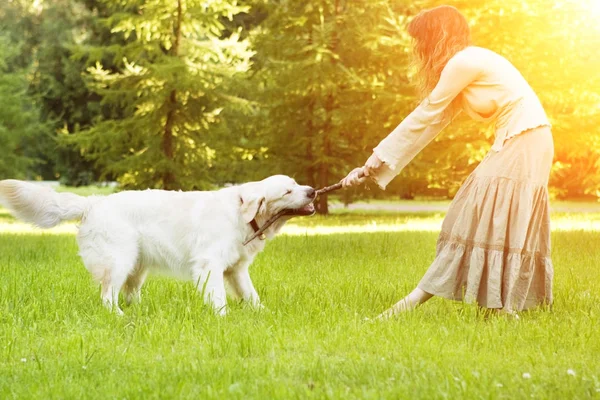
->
229, 266, 262, 309
192, 260, 227, 316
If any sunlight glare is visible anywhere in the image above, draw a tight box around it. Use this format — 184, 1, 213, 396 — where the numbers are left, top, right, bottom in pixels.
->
0, 223, 78, 235
572, 0, 600, 15
279, 219, 600, 235
1, 216, 599, 236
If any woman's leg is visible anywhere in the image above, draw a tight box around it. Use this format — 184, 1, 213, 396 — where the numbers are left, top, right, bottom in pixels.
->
376, 287, 434, 319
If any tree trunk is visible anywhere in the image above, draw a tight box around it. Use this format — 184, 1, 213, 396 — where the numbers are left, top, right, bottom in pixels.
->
305, 28, 316, 190
316, 156, 329, 214
315, 0, 342, 215
162, 89, 177, 190
306, 95, 316, 189
161, 0, 183, 190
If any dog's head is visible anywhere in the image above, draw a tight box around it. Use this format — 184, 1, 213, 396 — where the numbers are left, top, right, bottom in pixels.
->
239, 175, 316, 223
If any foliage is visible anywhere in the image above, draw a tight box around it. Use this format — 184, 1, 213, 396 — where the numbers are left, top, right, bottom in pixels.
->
0, 0, 598, 206
466, 0, 600, 199
32, 0, 105, 184
63, 0, 254, 190
0, 6, 47, 179
249, 1, 416, 212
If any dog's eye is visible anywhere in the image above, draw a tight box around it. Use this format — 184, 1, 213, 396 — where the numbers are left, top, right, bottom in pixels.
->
284, 189, 292, 196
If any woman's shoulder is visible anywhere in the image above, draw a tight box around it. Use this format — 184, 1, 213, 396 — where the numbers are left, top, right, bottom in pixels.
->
447, 46, 506, 71
453, 46, 500, 62
443, 46, 486, 72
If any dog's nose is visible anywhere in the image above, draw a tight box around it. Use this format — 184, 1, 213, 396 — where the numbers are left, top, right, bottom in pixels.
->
306, 188, 316, 198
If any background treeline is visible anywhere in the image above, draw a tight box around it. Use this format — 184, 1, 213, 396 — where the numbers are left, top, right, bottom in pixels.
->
1, 0, 598, 213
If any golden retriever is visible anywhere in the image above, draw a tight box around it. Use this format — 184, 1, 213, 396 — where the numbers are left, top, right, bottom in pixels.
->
0, 176, 316, 315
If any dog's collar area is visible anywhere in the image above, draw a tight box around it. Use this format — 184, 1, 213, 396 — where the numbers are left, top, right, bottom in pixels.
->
249, 219, 267, 241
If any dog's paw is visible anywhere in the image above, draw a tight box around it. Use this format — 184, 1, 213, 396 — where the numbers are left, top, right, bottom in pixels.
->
215, 306, 228, 317
103, 302, 124, 316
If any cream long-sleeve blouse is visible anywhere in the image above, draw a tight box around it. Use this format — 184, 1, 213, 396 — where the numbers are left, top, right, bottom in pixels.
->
371, 46, 550, 189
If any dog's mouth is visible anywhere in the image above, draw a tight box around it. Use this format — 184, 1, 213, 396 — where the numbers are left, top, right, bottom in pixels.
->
287, 202, 316, 216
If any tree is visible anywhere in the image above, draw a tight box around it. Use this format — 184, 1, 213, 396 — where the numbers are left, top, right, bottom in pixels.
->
0, 2, 47, 179
67, 0, 254, 190
250, 0, 417, 213
466, 0, 600, 199
28, 0, 107, 184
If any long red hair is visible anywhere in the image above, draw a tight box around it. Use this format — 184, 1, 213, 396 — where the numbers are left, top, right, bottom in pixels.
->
408, 5, 471, 109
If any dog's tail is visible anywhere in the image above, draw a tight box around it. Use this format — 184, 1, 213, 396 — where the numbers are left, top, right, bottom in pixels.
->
0, 180, 90, 228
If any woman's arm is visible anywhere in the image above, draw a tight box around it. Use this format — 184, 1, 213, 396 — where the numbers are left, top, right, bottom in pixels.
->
370, 49, 481, 189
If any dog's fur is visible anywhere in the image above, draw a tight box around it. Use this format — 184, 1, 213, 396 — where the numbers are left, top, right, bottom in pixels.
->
0, 176, 315, 315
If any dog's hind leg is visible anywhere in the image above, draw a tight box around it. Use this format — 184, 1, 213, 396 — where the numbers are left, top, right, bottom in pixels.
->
192, 259, 227, 316
100, 270, 126, 316
77, 215, 139, 315
99, 254, 138, 315
100, 269, 119, 315
123, 264, 148, 305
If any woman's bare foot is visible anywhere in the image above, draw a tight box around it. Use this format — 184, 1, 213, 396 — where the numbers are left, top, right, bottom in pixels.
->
376, 288, 433, 320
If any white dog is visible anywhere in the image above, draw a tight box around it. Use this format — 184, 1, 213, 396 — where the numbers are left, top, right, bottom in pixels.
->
0, 176, 316, 315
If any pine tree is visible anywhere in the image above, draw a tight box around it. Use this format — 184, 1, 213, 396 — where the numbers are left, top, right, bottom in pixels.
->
0, 2, 47, 179
251, 0, 412, 213
68, 0, 254, 190
27, 0, 106, 184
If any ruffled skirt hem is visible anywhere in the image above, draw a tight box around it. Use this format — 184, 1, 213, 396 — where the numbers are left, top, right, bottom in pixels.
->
417, 127, 554, 312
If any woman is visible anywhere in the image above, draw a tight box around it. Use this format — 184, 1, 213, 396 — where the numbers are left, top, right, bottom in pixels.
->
342, 5, 554, 318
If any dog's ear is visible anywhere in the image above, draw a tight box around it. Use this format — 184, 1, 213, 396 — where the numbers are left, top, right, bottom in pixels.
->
239, 186, 266, 223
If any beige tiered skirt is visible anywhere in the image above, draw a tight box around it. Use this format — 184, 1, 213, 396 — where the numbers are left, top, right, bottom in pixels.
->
418, 126, 554, 311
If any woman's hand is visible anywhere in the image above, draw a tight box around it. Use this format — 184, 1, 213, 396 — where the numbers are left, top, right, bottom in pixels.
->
363, 153, 383, 177
340, 167, 366, 188
341, 153, 384, 188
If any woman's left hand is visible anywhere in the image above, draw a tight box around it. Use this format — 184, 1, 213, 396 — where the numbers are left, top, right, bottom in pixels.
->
341, 167, 367, 188
363, 153, 383, 176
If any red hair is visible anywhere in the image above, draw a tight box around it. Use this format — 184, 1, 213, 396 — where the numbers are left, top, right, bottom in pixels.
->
408, 5, 471, 108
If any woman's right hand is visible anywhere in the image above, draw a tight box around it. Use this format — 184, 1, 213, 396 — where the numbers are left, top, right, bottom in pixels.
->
363, 153, 383, 177
340, 167, 367, 188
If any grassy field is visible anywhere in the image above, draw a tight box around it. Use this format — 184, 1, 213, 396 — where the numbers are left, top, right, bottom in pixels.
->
1, 198, 599, 398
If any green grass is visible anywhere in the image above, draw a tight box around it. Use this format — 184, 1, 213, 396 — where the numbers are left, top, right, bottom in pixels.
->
1, 206, 599, 399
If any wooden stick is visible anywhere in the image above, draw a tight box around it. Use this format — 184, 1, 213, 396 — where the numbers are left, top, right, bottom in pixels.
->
242, 209, 293, 245
315, 181, 343, 196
